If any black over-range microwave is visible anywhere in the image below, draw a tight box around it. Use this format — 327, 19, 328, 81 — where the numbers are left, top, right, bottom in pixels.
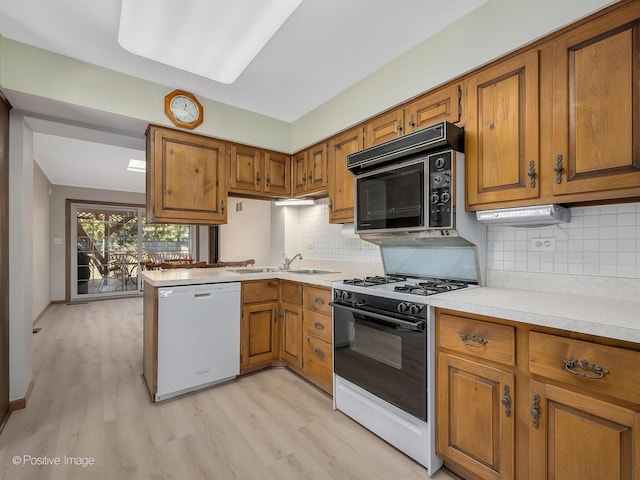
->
347, 121, 464, 234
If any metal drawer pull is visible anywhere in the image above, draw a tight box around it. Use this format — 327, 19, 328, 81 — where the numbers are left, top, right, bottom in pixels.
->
459, 332, 488, 347
314, 322, 325, 330
313, 347, 325, 358
315, 296, 325, 305
563, 358, 609, 379
502, 384, 511, 417
531, 394, 541, 429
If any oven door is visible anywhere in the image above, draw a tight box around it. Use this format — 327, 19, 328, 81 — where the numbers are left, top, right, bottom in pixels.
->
332, 302, 427, 420
355, 158, 427, 233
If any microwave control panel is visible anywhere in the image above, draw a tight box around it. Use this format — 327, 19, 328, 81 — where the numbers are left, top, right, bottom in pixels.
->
428, 150, 454, 229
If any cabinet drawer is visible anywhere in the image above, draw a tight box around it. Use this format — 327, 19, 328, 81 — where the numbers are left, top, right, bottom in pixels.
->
243, 280, 279, 304
304, 310, 332, 343
438, 313, 516, 366
304, 335, 333, 391
303, 286, 331, 316
281, 280, 302, 305
529, 331, 640, 404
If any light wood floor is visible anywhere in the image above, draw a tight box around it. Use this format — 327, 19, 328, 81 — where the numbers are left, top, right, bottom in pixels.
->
0, 298, 455, 480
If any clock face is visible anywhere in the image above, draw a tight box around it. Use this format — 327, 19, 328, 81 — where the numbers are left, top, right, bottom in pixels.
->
170, 95, 200, 124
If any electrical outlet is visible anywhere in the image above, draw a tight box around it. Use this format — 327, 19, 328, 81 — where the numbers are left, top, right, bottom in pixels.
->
235, 201, 243, 212
53, 238, 62, 245
530, 238, 556, 251
362, 241, 372, 249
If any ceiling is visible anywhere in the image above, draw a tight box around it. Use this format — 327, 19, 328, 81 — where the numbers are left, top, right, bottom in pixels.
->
0, 0, 488, 193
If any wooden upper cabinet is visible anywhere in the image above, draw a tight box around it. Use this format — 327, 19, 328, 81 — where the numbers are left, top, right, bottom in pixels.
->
146, 125, 227, 224
328, 127, 363, 223
406, 84, 461, 131
229, 144, 261, 193
364, 109, 404, 147
264, 151, 291, 196
364, 85, 462, 148
292, 143, 328, 196
229, 144, 291, 198
465, 50, 540, 209
552, 10, 640, 198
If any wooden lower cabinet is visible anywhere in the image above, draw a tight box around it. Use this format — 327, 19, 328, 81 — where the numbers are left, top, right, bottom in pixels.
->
436, 308, 640, 480
529, 380, 640, 480
302, 285, 333, 393
280, 281, 303, 369
436, 353, 514, 480
241, 280, 279, 370
239, 280, 333, 394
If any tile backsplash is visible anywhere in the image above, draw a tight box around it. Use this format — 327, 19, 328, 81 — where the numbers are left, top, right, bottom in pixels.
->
487, 202, 640, 277
285, 199, 381, 263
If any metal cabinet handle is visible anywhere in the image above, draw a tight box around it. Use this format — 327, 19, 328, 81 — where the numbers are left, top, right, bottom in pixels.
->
308, 171, 313, 182
313, 321, 325, 330
313, 347, 325, 358
220, 200, 225, 213
272, 309, 277, 322
314, 296, 325, 305
397, 120, 403, 132
563, 358, 609, 380
528, 160, 537, 188
256, 172, 261, 185
302, 173, 307, 184
459, 332, 488, 347
531, 394, 541, 429
408, 115, 416, 129
502, 384, 511, 417
554, 154, 564, 184
266, 174, 271, 187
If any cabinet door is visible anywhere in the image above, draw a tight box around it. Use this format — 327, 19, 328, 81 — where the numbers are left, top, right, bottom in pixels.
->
364, 109, 404, 147
465, 50, 540, 209
307, 143, 328, 193
241, 302, 278, 368
264, 151, 291, 196
552, 13, 640, 198
328, 127, 362, 223
406, 84, 461, 131
529, 380, 640, 480
292, 151, 308, 196
229, 144, 261, 193
147, 126, 227, 224
280, 302, 303, 369
437, 353, 514, 480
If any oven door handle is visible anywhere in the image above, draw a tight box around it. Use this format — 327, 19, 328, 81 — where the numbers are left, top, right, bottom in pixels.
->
330, 302, 425, 331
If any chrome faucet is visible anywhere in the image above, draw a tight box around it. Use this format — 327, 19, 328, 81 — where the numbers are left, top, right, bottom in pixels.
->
283, 252, 302, 270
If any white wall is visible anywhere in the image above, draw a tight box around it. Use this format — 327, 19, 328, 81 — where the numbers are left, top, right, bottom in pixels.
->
219, 198, 272, 266
291, 0, 616, 150
32, 161, 51, 320
9, 112, 33, 401
49, 185, 145, 301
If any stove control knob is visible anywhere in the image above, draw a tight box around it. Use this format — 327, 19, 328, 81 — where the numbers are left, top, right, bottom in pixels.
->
409, 304, 423, 315
441, 192, 450, 203
342, 291, 351, 300
397, 302, 410, 313
430, 193, 439, 204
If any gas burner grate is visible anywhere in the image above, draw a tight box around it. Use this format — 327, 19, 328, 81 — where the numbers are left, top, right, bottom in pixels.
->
342, 275, 406, 287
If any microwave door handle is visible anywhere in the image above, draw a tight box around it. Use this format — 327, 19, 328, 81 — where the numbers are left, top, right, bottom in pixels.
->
330, 302, 424, 331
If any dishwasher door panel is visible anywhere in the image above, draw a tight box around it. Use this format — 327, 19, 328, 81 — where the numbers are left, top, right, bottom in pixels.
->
156, 283, 241, 401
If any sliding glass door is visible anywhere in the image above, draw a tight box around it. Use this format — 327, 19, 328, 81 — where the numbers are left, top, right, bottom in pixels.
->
70, 203, 194, 301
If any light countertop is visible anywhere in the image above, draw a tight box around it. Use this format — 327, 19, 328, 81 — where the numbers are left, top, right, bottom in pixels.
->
429, 287, 640, 344
139, 266, 352, 289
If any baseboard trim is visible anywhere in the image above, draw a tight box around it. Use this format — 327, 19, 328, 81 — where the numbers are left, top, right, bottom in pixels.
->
8, 379, 34, 411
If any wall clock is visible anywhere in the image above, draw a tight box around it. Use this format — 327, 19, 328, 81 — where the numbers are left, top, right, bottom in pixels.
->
164, 89, 203, 129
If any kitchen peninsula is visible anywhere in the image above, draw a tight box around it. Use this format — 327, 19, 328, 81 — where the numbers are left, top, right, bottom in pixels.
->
139, 266, 352, 402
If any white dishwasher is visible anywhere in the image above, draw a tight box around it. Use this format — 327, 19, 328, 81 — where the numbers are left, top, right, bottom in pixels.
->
156, 282, 241, 402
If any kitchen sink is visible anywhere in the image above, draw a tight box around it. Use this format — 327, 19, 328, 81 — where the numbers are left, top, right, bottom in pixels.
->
288, 269, 338, 275
229, 267, 282, 274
